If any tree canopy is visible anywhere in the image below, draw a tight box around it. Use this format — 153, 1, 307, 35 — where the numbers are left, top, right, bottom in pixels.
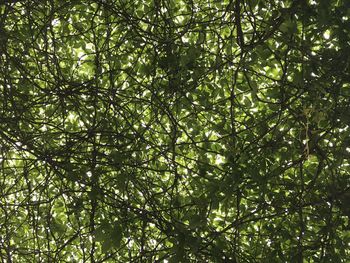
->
0, 0, 350, 262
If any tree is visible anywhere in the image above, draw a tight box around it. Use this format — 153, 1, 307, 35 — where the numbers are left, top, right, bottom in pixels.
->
0, 0, 349, 262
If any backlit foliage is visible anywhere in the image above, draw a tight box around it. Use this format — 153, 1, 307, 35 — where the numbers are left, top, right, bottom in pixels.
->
0, 0, 350, 262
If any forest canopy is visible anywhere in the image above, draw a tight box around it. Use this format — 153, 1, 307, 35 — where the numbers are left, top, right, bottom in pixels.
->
0, 0, 350, 262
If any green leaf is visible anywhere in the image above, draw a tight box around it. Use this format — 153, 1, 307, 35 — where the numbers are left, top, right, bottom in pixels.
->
96, 221, 123, 253
110, 223, 123, 248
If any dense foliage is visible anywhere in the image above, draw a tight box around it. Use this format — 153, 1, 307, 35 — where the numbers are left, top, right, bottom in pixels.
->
1, 0, 350, 262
